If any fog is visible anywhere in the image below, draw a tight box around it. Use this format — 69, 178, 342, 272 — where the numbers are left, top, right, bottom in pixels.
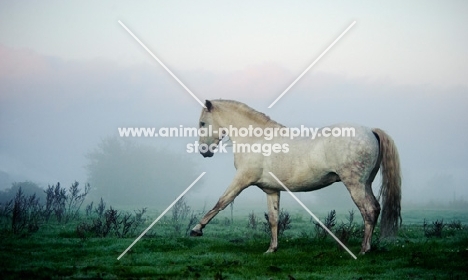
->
1, 1, 467, 213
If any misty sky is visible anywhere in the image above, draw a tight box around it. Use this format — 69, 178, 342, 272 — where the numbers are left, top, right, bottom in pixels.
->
1, 1, 467, 208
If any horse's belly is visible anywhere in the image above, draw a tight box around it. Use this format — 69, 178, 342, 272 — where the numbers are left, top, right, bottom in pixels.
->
281, 170, 340, 191
258, 165, 340, 193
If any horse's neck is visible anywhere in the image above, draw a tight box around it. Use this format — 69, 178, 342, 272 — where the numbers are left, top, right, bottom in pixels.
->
215, 107, 282, 130
214, 103, 283, 143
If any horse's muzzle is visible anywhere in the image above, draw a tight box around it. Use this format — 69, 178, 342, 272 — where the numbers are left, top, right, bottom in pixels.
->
200, 151, 214, 158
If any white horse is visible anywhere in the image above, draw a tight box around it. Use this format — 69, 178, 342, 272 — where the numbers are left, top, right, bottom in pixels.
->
190, 99, 401, 254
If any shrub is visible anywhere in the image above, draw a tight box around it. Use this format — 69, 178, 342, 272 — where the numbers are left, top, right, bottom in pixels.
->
423, 219, 445, 238
247, 211, 259, 230
278, 209, 292, 236
65, 182, 90, 222
1, 182, 90, 234
0, 200, 13, 229
43, 182, 90, 223
334, 209, 361, 246
76, 202, 147, 238
43, 183, 67, 222
447, 220, 462, 230
94, 197, 106, 218
185, 211, 198, 236
85, 201, 93, 217
172, 196, 191, 235
263, 209, 292, 237
11, 188, 42, 235
313, 210, 337, 240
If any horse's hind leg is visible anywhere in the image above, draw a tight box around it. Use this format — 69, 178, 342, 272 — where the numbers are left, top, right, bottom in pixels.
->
264, 191, 280, 253
343, 180, 380, 254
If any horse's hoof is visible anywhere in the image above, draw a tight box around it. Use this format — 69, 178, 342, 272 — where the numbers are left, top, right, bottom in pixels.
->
264, 248, 276, 254
359, 246, 372, 255
190, 229, 203, 237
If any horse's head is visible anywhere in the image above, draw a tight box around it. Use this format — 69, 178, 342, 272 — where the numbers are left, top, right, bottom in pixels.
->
198, 100, 226, 158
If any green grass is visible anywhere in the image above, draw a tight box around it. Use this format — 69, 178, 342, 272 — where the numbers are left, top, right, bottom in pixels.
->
1, 211, 468, 279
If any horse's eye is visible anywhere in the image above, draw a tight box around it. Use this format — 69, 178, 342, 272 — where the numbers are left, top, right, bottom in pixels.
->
200, 122, 205, 127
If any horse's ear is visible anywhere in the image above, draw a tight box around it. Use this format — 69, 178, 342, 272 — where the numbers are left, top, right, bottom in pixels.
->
205, 100, 213, 112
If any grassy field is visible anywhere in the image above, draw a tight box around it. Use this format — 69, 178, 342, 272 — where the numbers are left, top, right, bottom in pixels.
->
1, 207, 467, 279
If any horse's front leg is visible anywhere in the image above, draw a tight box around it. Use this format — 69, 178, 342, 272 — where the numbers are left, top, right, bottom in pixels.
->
265, 191, 280, 253
190, 171, 252, 237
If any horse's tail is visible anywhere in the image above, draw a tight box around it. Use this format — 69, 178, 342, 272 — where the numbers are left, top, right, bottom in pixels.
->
372, 128, 402, 238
